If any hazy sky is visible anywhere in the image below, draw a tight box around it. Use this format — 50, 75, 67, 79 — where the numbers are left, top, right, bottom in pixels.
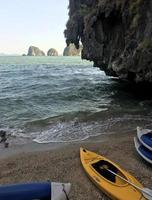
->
0, 0, 69, 55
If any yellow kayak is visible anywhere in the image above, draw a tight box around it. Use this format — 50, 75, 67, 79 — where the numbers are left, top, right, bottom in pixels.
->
80, 148, 146, 200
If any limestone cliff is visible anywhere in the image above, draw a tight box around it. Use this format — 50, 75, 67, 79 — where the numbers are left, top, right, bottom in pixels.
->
27, 46, 45, 56
63, 43, 82, 56
65, 0, 152, 83
47, 48, 58, 56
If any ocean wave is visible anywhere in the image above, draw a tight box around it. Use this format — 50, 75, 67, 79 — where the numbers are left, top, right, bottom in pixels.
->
1, 57, 152, 145
6, 112, 152, 144
32, 115, 152, 143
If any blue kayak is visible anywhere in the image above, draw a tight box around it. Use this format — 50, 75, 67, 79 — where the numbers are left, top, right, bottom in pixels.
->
134, 137, 152, 164
0, 182, 71, 200
137, 126, 152, 151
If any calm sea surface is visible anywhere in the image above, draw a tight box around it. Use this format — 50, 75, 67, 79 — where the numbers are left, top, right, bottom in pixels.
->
0, 56, 152, 144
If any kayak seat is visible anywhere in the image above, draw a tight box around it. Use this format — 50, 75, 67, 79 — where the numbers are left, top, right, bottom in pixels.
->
0, 182, 51, 200
92, 160, 118, 183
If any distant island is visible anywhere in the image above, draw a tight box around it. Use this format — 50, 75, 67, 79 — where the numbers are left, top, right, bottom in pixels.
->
0, 53, 20, 56
22, 44, 82, 56
47, 48, 58, 56
27, 46, 45, 56
63, 44, 82, 56
23, 46, 58, 56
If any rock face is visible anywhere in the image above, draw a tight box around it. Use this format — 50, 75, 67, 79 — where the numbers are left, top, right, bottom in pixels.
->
47, 48, 58, 56
65, 0, 152, 83
63, 43, 82, 56
27, 46, 45, 56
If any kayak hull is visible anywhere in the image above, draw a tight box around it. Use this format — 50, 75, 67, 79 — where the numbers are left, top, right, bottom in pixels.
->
0, 182, 71, 200
137, 126, 152, 151
80, 148, 146, 200
134, 136, 152, 164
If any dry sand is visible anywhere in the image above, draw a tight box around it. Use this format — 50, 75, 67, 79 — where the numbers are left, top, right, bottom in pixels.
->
0, 132, 151, 200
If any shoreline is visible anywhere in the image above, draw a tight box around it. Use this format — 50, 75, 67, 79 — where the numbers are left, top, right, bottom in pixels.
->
0, 131, 151, 200
0, 131, 131, 159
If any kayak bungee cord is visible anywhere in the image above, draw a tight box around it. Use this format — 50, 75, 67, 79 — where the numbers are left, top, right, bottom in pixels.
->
62, 184, 70, 200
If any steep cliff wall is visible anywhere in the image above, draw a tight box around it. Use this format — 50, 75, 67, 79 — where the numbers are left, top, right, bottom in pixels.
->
65, 0, 152, 83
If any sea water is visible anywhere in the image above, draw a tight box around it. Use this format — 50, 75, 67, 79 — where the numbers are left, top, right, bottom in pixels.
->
0, 56, 152, 144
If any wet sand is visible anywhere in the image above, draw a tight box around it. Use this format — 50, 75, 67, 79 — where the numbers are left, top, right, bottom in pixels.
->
0, 132, 151, 200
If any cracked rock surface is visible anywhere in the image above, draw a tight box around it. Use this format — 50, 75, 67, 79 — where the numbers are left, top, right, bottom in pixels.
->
65, 0, 152, 83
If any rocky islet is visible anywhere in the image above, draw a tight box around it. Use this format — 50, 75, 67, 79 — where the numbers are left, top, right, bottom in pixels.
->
63, 43, 82, 56
27, 46, 45, 56
47, 48, 58, 56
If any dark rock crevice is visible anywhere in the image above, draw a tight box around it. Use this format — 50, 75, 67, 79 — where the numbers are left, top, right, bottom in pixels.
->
65, 0, 152, 83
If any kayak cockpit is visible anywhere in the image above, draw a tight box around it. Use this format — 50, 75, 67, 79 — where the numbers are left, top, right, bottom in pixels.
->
92, 160, 127, 186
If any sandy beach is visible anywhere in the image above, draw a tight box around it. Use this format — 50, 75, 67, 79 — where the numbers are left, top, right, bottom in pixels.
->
0, 132, 151, 200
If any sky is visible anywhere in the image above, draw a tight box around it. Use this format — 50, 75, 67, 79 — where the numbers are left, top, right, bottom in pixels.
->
0, 0, 69, 55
